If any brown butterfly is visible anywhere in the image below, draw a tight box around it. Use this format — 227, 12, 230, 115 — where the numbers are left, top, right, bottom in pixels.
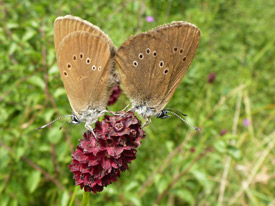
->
38, 15, 116, 132
115, 22, 200, 129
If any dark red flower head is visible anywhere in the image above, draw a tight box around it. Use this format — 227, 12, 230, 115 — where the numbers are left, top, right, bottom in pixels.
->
107, 85, 122, 106
220, 129, 228, 136
69, 111, 145, 193
208, 72, 216, 83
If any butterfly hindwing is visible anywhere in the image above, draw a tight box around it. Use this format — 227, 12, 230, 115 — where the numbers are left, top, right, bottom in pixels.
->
57, 31, 113, 115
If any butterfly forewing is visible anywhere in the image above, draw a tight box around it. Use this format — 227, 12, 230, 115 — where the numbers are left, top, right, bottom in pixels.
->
115, 21, 200, 112
57, 31, 113, 115
54, 15, 115, 57
152, 22, 201, 110
116, 34, 171, 106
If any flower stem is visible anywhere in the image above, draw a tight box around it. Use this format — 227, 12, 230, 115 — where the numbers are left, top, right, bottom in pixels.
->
69, 186, 79, 206
81, 191, 90, 206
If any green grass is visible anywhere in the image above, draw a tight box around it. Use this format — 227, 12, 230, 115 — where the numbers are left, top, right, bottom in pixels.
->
0, 0, 274, 205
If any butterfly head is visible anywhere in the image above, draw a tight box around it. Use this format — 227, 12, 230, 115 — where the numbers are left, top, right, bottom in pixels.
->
156, 109, 170, 119
70, 115, 81, 125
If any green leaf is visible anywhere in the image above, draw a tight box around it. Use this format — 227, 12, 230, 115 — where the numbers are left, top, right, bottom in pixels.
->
60, 191, 70, 206
22, 29, 36, 41
27, 76, 45, 89
165, 140, 174, 152
48, 65, 59, 75
54, 88, 66, 98
191, 169, 211, 194
47, 127, 62, 144
0, 108, 9, 122
27, 171, 41, 193
173, 189, 195, 205
7, 22, 18, 29
44, 109, 56, 122
155, 178, 168, 194
227, 145, 242, 160
8, 43, 17, 55
1, 194, 10, 206
128, 195, 141, 206
15, 147, 25, 162
214, 140, 227, 153
125, 181, 138, 192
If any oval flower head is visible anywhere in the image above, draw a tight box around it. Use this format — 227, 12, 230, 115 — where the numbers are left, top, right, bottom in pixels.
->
69, 111, 145, 193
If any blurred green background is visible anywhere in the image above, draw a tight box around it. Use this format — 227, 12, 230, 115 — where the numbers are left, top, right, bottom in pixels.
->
0, 0, 274, 205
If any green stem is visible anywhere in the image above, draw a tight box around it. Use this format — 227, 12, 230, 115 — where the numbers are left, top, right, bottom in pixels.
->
69, 186, 79, 206
81, 191, 90, 206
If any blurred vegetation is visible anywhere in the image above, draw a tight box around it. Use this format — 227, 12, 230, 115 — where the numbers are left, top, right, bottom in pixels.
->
0, 0, 274, 205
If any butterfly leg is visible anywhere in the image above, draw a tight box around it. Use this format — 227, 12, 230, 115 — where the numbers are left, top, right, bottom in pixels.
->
103, 109, 117, 116
122, 104, 131, 111
142, 117, 151, 128
85, 122, 97, 138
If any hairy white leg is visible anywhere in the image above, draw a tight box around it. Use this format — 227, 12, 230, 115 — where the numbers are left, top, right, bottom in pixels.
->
142, 117, 151, 128
85, 122, 97, 138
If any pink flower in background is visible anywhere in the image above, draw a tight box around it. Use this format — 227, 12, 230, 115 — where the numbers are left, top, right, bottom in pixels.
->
220, 129, 228, 136
146, 16, 154, 23
243, 119, 250, 127
208, 72, 216, 83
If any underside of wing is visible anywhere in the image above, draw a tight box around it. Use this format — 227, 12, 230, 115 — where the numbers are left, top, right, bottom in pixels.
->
115, 33, 171, 106
54, 15, 115, 57
57, 31, 114, 114
115, 22, 200, 111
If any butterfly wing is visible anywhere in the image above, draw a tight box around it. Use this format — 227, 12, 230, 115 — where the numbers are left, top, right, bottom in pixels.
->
54, 15, 115, 57
115, 22, 200, 112
57, 31, 114, 115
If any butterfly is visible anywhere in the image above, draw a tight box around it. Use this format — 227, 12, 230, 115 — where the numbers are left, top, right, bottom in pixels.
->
115, 22, 200, 129
38, 15, 116, 132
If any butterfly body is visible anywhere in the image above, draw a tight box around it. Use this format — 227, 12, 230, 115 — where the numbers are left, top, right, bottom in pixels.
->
74, 109, 105, 123
133, 104, 158, 119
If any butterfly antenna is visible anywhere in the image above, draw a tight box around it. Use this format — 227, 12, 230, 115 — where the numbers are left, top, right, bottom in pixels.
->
166, 108, 187, 117
36, 115, 74, 130
166, 111, 200, 131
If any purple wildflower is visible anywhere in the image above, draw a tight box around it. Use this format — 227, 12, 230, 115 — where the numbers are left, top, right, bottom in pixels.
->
146, 16, 154, 23
243, 119, 250, 127
208, 72, 216, 83
220, 129, 228, 136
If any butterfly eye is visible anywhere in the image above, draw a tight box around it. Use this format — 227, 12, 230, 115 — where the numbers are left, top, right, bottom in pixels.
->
146, 48, 151, 54
80, 53, 84, 59
67, 63, 72, 69
159, 61, 164, 68
73, 55, 77, 61
133, 61, 138, 67
153, 51, 157, 57
173, 47, 178, 52
163, 68, 169, 75
182, 56, 187, 61
98, 66, 101, 71
179, 48, 183, 54
92, 65, 96, 71
139, 53, 144, 59
86, 58, 91, 64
